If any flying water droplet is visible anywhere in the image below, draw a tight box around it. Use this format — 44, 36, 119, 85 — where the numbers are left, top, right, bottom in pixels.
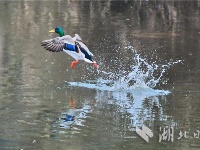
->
69, 45, 182, 96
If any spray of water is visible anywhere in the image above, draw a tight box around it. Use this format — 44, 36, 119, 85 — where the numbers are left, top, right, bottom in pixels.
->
69, 45, 181, 94
62, 46, 182, 130
107, 54, 181, 91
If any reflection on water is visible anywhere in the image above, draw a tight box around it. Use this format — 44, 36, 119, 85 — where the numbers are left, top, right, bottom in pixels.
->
0, 1, 200, 150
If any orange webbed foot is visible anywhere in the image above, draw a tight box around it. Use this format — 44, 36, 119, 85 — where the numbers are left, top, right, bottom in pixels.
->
70, 60, 79, 69
93, 62, 99, 69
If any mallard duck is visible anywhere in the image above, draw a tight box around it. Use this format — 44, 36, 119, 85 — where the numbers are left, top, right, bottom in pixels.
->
41, 27, 99, 69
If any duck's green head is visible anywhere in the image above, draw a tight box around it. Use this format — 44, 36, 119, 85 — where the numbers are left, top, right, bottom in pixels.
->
49, 26, 64, 37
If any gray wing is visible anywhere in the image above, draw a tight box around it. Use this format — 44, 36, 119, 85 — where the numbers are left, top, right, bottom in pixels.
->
41, 38, 65, 52
41, 35, 75, 52
60, 35, 75, 45
73, 34, 94, 56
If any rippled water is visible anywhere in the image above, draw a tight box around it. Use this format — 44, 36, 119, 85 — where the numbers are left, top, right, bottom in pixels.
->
0, 1, 200, 150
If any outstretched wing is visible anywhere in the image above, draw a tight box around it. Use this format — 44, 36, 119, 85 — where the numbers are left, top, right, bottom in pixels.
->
41, 38, 65, 52
73, 34, 82, 41
41, 35, 75, 52
41, 36, 85, 60
73, 34, 94, 57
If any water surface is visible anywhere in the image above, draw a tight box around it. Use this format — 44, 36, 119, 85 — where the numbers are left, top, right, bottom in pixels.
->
0, 1, 200, 150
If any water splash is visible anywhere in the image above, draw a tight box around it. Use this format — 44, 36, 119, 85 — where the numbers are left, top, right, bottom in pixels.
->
69, 46, 181, 94
109, 53, 181, 91
57, 46, 182, 134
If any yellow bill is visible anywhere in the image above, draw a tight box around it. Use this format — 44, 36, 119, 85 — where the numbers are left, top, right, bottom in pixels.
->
49, 29, 55, 33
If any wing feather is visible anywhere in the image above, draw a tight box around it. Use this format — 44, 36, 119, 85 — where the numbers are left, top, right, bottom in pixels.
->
41, 35, 95, 62
74, 34, 94, 57
41, 38, 65, 52
41, 35, 76, 52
